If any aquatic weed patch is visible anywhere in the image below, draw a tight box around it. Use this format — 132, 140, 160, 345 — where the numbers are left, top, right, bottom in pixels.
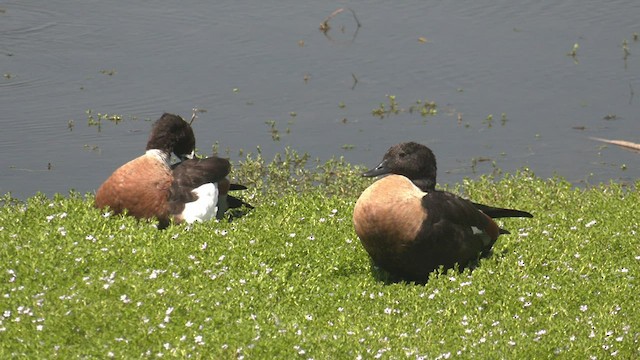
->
0, 167, 639, 358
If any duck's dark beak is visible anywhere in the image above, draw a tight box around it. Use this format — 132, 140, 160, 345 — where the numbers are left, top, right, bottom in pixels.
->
362, 160, 390, 177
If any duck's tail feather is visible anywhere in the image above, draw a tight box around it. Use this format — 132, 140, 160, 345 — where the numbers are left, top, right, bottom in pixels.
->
472, 202, 533, 219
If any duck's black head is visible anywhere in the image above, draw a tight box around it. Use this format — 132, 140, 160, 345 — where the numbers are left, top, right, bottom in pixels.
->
363, 142, 437, 191
146, 113, 196, 160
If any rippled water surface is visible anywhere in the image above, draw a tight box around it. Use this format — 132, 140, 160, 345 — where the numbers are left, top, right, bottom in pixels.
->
1, 0, 639, 198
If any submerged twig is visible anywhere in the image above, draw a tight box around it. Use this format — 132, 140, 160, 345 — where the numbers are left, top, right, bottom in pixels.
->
320, 8, 361, 32
190, 108, 207, 125
351, 73, 358, 90
320, 7, 361, 43
590, 137, 640, 152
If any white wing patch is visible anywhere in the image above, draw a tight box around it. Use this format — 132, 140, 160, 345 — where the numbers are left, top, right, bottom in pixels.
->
182, 183, 219, 223
471, 226, 492, 247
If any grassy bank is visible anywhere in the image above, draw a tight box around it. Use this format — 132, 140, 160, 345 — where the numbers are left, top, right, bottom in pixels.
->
1, 151, 639, 358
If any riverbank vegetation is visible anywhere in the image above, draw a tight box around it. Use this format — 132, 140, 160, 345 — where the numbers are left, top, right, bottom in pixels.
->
1, 151, 638, 358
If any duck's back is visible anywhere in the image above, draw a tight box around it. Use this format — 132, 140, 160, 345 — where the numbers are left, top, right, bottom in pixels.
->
95, 153, 172, 222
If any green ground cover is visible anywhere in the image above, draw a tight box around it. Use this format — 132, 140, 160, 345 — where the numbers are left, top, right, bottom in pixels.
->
1, 151, 638, 358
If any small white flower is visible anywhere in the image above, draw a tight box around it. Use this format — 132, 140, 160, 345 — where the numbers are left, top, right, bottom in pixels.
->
194, 335, 204, 345
580, 305, 588, 312
585, 220, 597, 228
305, 314, 313, 321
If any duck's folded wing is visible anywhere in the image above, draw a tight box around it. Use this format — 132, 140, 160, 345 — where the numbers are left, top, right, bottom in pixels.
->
421, 191, 501, 251
171, 157, 231, 188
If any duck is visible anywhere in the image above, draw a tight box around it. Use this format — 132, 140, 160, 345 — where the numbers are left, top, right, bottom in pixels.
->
95, 113, 252, 228
352, 142, 532, 282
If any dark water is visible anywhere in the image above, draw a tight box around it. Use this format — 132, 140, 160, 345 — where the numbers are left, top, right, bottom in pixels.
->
1, 0, 640, 199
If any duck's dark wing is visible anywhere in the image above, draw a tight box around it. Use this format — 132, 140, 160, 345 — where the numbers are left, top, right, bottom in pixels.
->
171, 157, 230, 188
471, 202, 533, 219
170, 157, 230, 204
419, 190, 502, 262
409, 178, 533, 220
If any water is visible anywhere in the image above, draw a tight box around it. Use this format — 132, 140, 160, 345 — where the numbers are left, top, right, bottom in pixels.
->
1, 0, 639, 199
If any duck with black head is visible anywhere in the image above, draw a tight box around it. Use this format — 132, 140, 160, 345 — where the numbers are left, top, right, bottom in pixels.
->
95, 113, 252, 229
353, 142, 532, 283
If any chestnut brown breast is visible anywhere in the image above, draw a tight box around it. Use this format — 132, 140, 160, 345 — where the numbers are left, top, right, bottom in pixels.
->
95, 153, 173, 224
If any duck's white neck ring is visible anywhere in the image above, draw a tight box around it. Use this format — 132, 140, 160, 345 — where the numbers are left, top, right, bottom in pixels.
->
146, 149, 171, 165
